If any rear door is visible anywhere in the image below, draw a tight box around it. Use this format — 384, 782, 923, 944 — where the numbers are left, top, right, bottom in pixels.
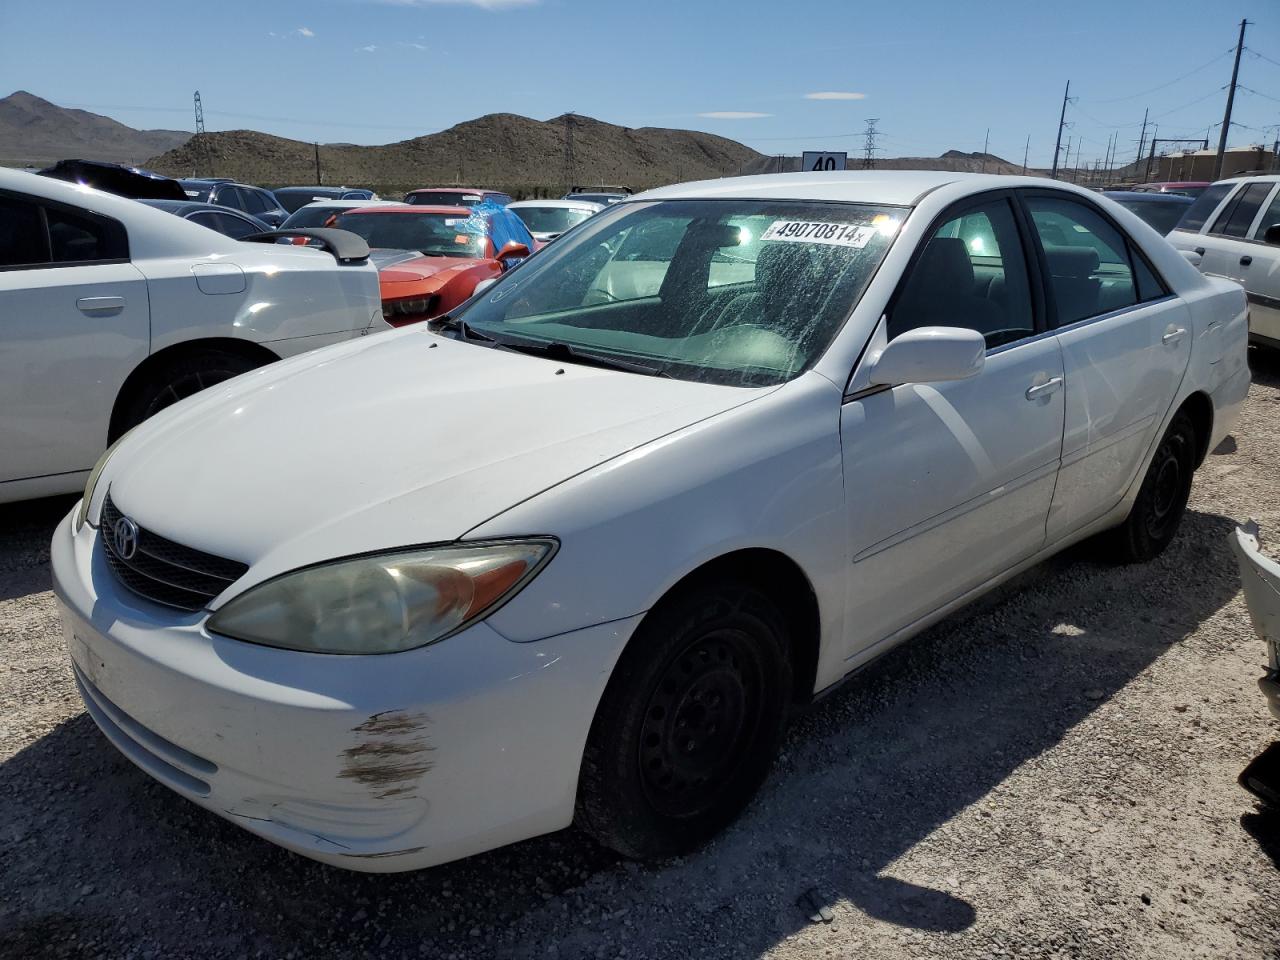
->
1020, 191, 1192, 540
1243, 185, 1280, 344
1169, 181, 1236, 275
0, 191, 148, 482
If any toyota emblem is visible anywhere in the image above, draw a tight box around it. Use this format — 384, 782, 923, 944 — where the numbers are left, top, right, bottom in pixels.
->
112, 516, 140, 560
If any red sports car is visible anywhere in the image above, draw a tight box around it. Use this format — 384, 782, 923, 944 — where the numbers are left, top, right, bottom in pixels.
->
331, 204, 536, 326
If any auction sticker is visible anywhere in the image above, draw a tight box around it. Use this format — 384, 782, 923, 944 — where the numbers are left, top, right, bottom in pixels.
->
761, 220, 876, 248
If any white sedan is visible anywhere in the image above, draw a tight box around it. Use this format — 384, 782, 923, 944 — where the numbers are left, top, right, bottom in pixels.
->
0, 168, 385, 504
507, 198, 605, 243
54, 171, 1249, 872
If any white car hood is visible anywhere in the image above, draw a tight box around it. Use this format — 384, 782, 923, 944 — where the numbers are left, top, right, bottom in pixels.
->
105, 330, 763, 592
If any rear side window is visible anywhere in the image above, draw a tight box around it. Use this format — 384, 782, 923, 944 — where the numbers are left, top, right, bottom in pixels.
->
213, 186, 245, 211
1252, 189, 1280, 241
191, 211, 261, 239
1025, 195, 1136, 326
1177, 182, 1233, 232
0, 193, 127, 268
1210, 181, 1275, 238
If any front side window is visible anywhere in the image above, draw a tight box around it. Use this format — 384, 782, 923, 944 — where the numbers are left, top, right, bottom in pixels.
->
457, 199, 903, 387
1026, 196, 1137, 326
889, 197, 1034, 349
1176, 182, 1233, 233
242, 189, 273, 215
332, 211, 489, 258
1211, 182, 1275, 238
212, 186, 244, 211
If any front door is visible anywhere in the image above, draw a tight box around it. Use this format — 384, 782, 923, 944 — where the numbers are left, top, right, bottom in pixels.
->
840, 194, 1065, 663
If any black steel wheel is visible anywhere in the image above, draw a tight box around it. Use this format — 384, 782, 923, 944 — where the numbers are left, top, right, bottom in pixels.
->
1109, 410, 1197, 563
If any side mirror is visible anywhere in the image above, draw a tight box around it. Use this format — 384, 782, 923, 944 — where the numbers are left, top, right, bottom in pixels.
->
1264, 224, 1280, 246
473, 277, 498, 296
867, 326, 986, 387
1179, 248, 1203, 267
497, 241, 531, 267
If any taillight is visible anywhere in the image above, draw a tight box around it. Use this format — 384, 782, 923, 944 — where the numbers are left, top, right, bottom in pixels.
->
382, 294, 440, 326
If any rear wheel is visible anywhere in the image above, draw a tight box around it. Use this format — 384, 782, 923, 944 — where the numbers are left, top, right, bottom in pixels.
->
1108, 410, 1197, 563
113, 350, 264, 438
576, 578, 792, 860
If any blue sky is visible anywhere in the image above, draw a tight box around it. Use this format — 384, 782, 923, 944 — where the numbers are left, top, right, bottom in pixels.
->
2, 0, 1277, 168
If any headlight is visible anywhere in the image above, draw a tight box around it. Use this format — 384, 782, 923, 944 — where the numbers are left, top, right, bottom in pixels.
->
75, 431, 131, 532
207, 539, 556, 655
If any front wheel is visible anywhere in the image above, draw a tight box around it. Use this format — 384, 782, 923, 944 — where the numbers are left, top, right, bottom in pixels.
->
576, 579, 792, 860
1108, 411, 1197, 563
113, 349, 264, 438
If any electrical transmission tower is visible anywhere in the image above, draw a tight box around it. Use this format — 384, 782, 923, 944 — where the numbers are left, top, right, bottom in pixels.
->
563, 112, 576, 194
193, 91, 209, 177
862, 118, 880, 169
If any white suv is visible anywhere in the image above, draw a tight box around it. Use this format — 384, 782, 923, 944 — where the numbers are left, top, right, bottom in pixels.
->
1168, 174, 1280, 348
0, 169, 387, 504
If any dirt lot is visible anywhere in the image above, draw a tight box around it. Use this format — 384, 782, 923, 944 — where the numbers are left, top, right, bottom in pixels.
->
2, 353, 1279, 960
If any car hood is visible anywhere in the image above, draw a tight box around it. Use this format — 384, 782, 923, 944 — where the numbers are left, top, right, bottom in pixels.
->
370, 249, 484, 283
104, 330, 766, 594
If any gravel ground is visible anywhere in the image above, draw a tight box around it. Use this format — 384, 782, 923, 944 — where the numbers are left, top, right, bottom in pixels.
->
3, 352, 1280, 960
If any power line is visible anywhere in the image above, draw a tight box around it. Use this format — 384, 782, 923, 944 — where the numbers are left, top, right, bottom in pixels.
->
1150, 85, 1229, 120
1244, 47, 1280, 69
1239, 84, 1280, 105
1089, 47, 1235, 104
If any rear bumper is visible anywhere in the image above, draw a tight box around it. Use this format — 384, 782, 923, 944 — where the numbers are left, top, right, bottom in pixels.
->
1231, 523, 1280, 723
52, 508, 637, 872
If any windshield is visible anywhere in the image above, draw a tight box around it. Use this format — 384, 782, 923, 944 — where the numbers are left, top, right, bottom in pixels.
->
407, 191, 484, 207
180, 180, 212, 202
513, 206, 596, 235
1113, 198, 1190, 235
457, 199, 902, 387
332, 211, 489, 258
276, 189, 340, 212
280, 205, 345, 229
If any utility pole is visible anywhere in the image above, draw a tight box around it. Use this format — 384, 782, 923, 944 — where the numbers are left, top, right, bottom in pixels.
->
1134, 107, 1149, 181
1051, 80, 1070, 179
1214, 18, 1249, 180
1063, 136, 1072, 182
980, 128, 990, 174
313, 142, 321, 184
1022, 135, 1030, 175
862, 118, 880, 169
1145, 126, 1159, 182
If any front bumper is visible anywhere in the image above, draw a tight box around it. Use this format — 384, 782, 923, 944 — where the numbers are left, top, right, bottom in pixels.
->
52, 509, 638, 872
1230, 522, 1280, 722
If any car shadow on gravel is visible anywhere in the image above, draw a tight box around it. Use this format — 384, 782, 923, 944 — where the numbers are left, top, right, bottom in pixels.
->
1249, 345, 1280, 388
0, 511, 1243, 959
0, 495, 76, 603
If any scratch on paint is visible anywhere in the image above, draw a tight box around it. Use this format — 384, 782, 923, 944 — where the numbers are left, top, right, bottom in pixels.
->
338, 710, 434, 800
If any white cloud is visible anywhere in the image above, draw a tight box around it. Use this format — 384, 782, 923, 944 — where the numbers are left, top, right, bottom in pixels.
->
397, 40, 428, 50
295, 26, 316, 37
698, 111, 772, 120
804, 91, 866, 100
357, 43, 378, 52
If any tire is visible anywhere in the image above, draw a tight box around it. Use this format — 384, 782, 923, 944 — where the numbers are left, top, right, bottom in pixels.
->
576, 578, 793, 860
1108, 410, 1197, 563
113, 349, 264, 438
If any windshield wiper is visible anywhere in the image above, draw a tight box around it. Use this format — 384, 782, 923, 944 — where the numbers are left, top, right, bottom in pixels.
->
487, 336, 670, 377
428, 314, 495, 342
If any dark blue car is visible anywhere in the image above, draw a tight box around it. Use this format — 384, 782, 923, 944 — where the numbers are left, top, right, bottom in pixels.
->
140, 199, 271, 239
178, 180, 288, 227
1103, 191, 1195, 236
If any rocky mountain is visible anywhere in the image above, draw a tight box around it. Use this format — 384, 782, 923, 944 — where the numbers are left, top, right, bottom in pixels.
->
0, 91, 190, 167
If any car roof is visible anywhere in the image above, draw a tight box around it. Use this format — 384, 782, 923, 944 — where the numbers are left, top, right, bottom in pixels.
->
140, 199, 263, 216
296, 199, 400, 210
1103, 190, 1194, 203
508, 199, 604, 211
1212, 174, 1280, 185
406, 187, 506, 196
338, 204, 475, 216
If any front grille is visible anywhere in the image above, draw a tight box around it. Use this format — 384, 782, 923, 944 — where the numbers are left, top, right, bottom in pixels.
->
100, 494, 248, 612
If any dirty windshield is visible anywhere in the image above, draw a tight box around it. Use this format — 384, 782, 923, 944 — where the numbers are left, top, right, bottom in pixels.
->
458, 199, 903, 386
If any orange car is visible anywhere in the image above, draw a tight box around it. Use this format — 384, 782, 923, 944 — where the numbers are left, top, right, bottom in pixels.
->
330, 204, 537, 326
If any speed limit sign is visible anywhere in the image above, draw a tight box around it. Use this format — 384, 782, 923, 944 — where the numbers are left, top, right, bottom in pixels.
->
802, 151, 847, 172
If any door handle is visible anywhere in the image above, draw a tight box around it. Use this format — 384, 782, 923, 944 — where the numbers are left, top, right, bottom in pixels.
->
1162, 327, 1187, 345
76, 296, 125, 314
1025, 376, 1063, 401
1240, 255, 1252, 266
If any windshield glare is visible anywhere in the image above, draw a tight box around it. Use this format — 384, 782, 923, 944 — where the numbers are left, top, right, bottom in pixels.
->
458, 199, 903, 387
332, 211, 488, 257
513, 206, 596, 235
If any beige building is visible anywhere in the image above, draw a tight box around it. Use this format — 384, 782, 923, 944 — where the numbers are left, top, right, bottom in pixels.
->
1155, 145, 1278, 182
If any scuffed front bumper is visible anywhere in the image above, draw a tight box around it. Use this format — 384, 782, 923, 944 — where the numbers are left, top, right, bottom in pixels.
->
52, 509, 637, 872
1231, 522, 1280, 721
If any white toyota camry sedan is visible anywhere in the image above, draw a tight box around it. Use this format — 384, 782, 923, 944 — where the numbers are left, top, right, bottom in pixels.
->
54, 171, 1250, 872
